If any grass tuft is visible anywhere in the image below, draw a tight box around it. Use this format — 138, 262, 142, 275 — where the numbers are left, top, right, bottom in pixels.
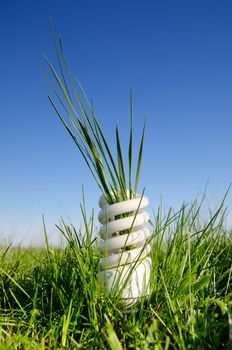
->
0, 194, 232, 349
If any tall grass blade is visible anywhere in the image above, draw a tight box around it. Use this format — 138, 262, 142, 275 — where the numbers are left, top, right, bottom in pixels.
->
128, 90, 133, 198
47, 96, 104, 193
134, 119, 146, 194
116, 125, 126, 197
105, 315, 123, 350
49, 18, 72, 101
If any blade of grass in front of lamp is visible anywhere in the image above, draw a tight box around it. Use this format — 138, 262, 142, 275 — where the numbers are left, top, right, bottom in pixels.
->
57, 39, 99, 139
74, 77, 130, 202
91, 116, 119, 201
44, 55, 76, 116
47, 23, 146, 205
92, 115, 127, 202
77, 120, 112, 196
128, 90, 133, 199
49, 18, 72, 102
43, 67, 92, 153
45, 55, 95, 155
116, 125, 127, 199
44, 77, 105, 189
44, 54, 99, 160
75, 89, 127, 202
47, 95, 107, 195
134, 119, 146, 195
45, 55, 115, 202
54, 34, 125, 203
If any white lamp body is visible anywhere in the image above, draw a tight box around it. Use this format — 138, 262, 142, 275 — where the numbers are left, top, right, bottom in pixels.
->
98, 192, 151, 306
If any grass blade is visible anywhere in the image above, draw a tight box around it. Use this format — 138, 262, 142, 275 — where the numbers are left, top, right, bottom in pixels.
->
49, 18, 72, 102
134, 119, 146, 194
128, 90, 133, 198
116, 125, 126, 198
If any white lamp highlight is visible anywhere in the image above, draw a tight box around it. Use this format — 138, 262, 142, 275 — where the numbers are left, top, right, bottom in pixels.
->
98, 192, 151, 306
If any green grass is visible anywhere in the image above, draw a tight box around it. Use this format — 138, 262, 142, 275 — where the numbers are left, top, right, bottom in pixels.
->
1, 195, 232, 349
44, 20, 146, 206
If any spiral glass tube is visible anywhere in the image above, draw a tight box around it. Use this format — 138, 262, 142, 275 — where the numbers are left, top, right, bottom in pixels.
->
98, 191, 151, 306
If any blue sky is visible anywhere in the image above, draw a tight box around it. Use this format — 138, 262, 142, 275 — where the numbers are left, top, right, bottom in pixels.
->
1, 0, 232, 245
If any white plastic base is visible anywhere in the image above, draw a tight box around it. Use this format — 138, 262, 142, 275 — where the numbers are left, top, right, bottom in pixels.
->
100, 257, 151, 307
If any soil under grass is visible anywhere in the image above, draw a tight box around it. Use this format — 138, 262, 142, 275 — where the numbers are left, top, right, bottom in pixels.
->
0, 199, 232, 349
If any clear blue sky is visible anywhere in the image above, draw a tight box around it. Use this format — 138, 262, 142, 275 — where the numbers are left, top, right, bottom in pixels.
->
1, 0, 232, 245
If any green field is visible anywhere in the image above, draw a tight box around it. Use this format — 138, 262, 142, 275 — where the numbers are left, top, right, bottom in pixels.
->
1, 196, 232, 349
